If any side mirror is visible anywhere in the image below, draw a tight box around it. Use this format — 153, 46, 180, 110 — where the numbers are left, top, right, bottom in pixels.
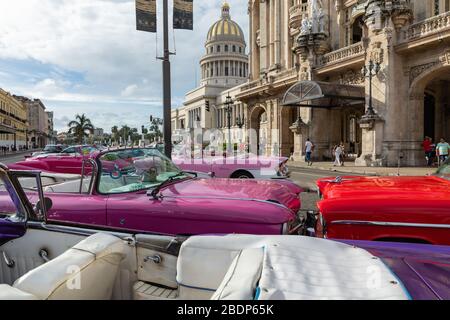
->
35, 197, 53, 217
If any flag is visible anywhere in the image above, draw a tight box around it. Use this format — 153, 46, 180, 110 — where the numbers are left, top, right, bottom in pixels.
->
173, 0, 193, 30
136, 0, 157, 32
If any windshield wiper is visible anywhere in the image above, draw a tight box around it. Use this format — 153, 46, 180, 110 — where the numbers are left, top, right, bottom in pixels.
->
148, 172, 188, 200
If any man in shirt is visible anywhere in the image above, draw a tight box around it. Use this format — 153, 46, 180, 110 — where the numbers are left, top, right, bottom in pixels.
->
422, 136, 434, 166
304, 139, 314, 166
436, 138, 450, 165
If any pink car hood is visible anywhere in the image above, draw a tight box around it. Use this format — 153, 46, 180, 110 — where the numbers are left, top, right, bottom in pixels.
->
161, 178, 301, 212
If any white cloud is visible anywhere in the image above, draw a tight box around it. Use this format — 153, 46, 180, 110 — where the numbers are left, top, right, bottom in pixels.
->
0, 0, 249, 132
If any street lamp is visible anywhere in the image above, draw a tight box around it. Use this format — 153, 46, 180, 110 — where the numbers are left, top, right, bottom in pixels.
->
361, 60, 381, 116
224, 94, 234, 155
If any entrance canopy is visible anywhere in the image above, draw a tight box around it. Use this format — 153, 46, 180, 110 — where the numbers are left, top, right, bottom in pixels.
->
0, 125, 16, 135
282, 81, 365, 108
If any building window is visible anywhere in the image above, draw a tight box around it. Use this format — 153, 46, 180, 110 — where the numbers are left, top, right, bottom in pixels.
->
232, 45, 236, 52
217, 45, 221, 52
352, 15, 364, 44
435, 0, 440, 15
225, 45, 229, 52
239, 47, 242, 53
225, 67, 229, 76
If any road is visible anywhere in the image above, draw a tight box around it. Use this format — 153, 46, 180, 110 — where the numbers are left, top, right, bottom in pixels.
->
288, 166, 361, 212
0, 153, 32, 165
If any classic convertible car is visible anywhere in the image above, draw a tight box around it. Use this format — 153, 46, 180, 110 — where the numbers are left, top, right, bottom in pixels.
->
3, 148, 303, 236
0, 165, 449, 300
313, 160, 450, 245
12, 145, 99, 174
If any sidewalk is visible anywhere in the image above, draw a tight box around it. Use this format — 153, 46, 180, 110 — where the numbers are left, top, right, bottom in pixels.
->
289, 161, 436, 176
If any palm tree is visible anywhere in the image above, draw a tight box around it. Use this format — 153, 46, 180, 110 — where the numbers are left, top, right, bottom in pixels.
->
68, 114, 94, 144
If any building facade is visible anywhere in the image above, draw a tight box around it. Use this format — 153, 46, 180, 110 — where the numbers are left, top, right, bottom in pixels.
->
173, 0, 450, 166
237, 0, 450, 166
15, 96, 49, 148
0, 89, 28, 149
172, 2, 249, 147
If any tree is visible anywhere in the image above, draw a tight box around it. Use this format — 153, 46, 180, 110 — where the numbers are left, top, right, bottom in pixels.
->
68, 114, 94, 144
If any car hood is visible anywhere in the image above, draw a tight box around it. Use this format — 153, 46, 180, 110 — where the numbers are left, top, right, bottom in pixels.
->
318, 175, 450, 200
160, 178, 301, 212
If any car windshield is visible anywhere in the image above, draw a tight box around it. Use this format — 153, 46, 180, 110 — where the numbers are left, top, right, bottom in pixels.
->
43, 145, 61, 152
435, 159, 450, 180
98, 148, 189, 194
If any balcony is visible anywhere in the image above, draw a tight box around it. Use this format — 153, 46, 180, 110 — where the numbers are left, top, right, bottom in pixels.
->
316, 42, 365, 74
289, 3, 308, 36
397, 12, 450, 52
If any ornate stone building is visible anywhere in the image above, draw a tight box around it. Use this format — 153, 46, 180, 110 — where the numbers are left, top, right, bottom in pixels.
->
172, 2, 249, 145
172, 0, 450, 166
236, 0, 450, 166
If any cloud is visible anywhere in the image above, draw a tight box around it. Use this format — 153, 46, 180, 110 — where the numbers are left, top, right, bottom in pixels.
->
0, 0, 249, 133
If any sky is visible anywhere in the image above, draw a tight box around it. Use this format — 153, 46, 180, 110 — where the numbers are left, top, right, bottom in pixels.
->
0, 0, 249, 133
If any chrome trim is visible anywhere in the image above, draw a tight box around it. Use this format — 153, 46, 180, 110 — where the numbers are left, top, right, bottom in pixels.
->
161, 195, 290, 210
2, 251, 15, 268
26, 221, 136, 240
331, 220, 450, 229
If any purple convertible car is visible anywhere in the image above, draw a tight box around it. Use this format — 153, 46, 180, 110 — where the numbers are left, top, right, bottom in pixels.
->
0, 163, 449, 300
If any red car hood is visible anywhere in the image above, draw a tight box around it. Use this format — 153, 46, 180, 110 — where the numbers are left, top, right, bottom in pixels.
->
318, 175, 450, 200
161, 178, 301, 212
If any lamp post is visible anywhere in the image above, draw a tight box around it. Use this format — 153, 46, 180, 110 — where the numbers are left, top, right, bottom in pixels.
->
361, 60, 381, 116
224, 94, 234, 155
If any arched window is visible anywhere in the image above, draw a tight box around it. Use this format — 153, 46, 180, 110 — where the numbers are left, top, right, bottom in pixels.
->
225, 45, 229, 52
217, 45, 221, 52
351, 15, 364, 44
232, 45, 236, 52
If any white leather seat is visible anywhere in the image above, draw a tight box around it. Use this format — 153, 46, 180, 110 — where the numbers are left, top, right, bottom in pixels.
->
177, 235, 411, 300
13, 233, 126, 300
0, 285, 38, 300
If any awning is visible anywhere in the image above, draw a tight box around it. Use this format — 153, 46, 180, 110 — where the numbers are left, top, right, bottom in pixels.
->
0, 125, 16, 134
282, 81, 365, 108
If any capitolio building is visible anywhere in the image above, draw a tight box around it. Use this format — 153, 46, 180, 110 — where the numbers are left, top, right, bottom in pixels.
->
172, 0, 450, 166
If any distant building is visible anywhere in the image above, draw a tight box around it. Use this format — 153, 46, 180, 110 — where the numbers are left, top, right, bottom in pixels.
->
46, 111, 56, 144
0, 88, 28, 149
15, 96, 49, 148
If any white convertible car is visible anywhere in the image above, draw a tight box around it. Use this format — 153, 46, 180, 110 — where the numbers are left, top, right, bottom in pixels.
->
0, 164, 448, 300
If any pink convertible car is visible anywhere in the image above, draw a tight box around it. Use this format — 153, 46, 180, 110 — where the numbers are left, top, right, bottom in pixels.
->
4, 148, 303, 236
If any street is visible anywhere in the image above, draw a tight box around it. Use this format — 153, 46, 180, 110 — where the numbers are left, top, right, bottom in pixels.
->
0, 153, 33, 165
288, 166, 361, 211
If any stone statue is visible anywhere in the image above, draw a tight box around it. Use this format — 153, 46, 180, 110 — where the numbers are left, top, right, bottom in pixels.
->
300, 15, 312, 35
318, 8, 326, 34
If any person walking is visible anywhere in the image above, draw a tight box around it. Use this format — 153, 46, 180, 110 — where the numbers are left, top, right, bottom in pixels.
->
333, 144, 343, 167
304, 138, 314, 166
339, 141, 346, 166
422, 136, 434, 166
436, 138, 450, 165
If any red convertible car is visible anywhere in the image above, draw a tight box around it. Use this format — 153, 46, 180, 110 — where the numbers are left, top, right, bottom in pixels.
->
313, 160, 450, 245
2, 148, 303, 236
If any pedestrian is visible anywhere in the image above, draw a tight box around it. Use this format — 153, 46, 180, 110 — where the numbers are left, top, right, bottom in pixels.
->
339, 141, 345, 167
304, 138, 314, 166
422, 136, 434, 166
333, 144, 343, 167
436, 138, 450, 165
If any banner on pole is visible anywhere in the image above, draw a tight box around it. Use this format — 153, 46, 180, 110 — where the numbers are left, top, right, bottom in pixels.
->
173, 0, 193, 30
136, 0, 157, 32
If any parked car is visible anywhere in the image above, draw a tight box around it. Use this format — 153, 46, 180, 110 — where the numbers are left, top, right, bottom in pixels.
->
0, 166, 449, 300
28, 144, 65, 158
311, 159, 450, 245
170, 142, 291, 179
10, 145, 99, 175
3, 147, 303, 236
